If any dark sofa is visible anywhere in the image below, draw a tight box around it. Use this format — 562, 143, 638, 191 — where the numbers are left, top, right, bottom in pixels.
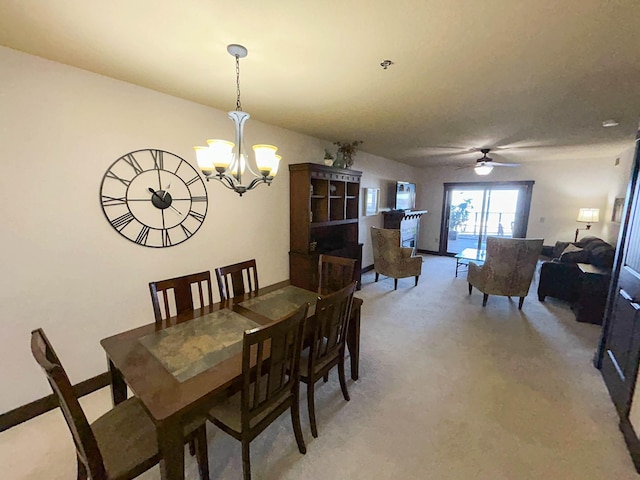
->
537, 236, 615, 304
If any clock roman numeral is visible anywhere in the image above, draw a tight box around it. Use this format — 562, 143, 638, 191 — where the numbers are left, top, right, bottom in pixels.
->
105, 171, 132, 187
151, 150, 164, 170
135, 225, 150, 245
162, 229, 172, 247
122, 153, 144, 175
110, 212, 135, 231
101, 195, 127, 206
180, 224, 193, 238
188, 210, 205, 223
185, 175, 200, 186
191, 196, 207, 202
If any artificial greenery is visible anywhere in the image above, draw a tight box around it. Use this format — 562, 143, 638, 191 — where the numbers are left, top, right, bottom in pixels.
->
333, 140, 363, 167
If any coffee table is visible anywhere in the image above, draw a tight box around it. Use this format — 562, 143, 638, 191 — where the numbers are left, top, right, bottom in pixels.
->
455, 248, 486, 277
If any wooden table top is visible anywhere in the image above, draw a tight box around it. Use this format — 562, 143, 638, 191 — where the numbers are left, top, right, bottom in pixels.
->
100, 280, 317, 422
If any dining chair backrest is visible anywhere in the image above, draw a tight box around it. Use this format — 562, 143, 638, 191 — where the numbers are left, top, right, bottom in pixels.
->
215, 259, 259, 300
30, 328, 107, 479
240, 303, 308, 432
149, 271, 214, 323
309, 281, 357, 375
318, 254, 357, 295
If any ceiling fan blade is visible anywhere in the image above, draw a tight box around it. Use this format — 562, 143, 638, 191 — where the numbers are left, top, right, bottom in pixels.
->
490, 162, 520, 167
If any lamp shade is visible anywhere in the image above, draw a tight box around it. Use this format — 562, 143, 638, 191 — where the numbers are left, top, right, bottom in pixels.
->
475, 164, 493, 176
577, 208, 599, 223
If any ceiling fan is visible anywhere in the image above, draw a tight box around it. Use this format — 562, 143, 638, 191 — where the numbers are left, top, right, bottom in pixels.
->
458, 148, 520, 175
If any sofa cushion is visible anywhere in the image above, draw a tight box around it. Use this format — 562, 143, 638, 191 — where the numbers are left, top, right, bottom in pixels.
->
560, 244, 590, 263
590, 244, 615, 268
552, 241, 571, 259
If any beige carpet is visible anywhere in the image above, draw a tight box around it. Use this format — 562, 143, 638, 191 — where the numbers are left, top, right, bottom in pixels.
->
1, 255, 637, 479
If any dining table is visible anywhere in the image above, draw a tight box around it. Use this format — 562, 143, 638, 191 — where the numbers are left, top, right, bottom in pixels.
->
100, 280, 362, 480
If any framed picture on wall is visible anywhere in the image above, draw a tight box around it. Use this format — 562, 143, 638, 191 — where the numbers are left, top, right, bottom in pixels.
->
612, 197, 625, 223
364, 188, 380, 216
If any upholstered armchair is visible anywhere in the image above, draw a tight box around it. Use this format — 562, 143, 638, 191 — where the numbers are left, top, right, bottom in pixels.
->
468, 237, 543, 309
370, 227, 422, 290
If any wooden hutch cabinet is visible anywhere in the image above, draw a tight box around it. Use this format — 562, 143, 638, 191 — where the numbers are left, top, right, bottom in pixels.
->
289, 163, 362, 291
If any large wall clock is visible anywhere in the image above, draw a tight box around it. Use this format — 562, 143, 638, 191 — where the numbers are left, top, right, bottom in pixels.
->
100, 149, 208, 248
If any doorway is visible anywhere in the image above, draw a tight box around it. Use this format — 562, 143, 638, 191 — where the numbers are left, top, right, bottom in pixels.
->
439, 181, 535, 255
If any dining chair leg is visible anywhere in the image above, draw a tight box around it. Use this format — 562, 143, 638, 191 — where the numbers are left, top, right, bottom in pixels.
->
323, 373, 329, 382
518, 297, 525, 309
375, 272, 379, 282
338, 360, 350, 402
194, 425, 210, 480
290, 393, 307, 454
468, 283, 472, 295
415, 275, 419, 286
307, 381, 318, 438
482, 293, 489, 306
394, 278, 398, 290
76, 455, 87, 480
242, 438, 251, 480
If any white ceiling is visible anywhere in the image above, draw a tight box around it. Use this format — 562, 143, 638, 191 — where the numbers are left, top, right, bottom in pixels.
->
1, 0, 639, 167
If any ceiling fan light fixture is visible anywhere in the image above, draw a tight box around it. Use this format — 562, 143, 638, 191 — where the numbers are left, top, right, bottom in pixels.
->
475, 164, 493, 175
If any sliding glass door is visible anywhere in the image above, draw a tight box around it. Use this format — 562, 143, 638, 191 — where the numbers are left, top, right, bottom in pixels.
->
440, 181, 534, 255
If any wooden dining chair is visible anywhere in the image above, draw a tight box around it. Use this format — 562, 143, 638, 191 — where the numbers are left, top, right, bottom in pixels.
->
215, 259, 259, 300
206, 303, 309, 480
318, 254, 357, 295
300, 281, 357, 438
30, 328, 210, 480
149, 271, 214, 324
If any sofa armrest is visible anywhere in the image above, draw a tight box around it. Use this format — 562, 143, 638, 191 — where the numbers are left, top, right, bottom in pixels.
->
537, 261, 582, 302
541, 245, 555, 258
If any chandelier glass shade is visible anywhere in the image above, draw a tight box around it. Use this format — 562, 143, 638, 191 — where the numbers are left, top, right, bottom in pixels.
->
194, 44, 279, 196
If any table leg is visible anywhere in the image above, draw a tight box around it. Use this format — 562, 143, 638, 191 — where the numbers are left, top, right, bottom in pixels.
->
157, 418, 185, 480
108, 358, 127, 406
347, 302, 361, 381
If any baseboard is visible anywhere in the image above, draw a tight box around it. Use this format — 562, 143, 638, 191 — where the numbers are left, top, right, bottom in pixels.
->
620, 417, 640, 473
417, 249, 455, 257
0, 371, 110, 432
417, 249, 438, 255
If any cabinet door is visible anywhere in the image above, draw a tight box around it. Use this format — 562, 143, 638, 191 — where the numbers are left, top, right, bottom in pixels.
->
602, 142, 640, 418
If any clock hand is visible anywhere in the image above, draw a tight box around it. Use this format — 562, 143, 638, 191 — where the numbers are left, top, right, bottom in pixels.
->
162, 183, 171, 200
168, 204, 182, 215
147, 187, 182, 216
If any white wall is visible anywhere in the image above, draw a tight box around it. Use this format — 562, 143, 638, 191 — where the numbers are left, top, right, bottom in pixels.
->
414, 153, 636, 252
600, 144, 636, 245
356, 154, 422, 267
0, 47, 342, 412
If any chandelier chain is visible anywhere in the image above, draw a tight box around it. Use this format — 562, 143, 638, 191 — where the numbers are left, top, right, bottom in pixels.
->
235, 54, 242, 112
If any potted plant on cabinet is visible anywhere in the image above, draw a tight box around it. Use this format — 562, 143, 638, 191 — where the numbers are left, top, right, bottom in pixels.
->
323, 149, 335, 166
448, 199, 472, 240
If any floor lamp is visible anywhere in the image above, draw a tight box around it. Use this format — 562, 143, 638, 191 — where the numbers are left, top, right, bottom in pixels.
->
575, 208, 600, 242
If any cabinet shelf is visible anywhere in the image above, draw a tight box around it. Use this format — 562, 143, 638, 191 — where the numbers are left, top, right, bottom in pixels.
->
310, 218, 358, 228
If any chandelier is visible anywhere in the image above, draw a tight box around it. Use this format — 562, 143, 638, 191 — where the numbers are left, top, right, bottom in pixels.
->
194, 44, 280, 196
